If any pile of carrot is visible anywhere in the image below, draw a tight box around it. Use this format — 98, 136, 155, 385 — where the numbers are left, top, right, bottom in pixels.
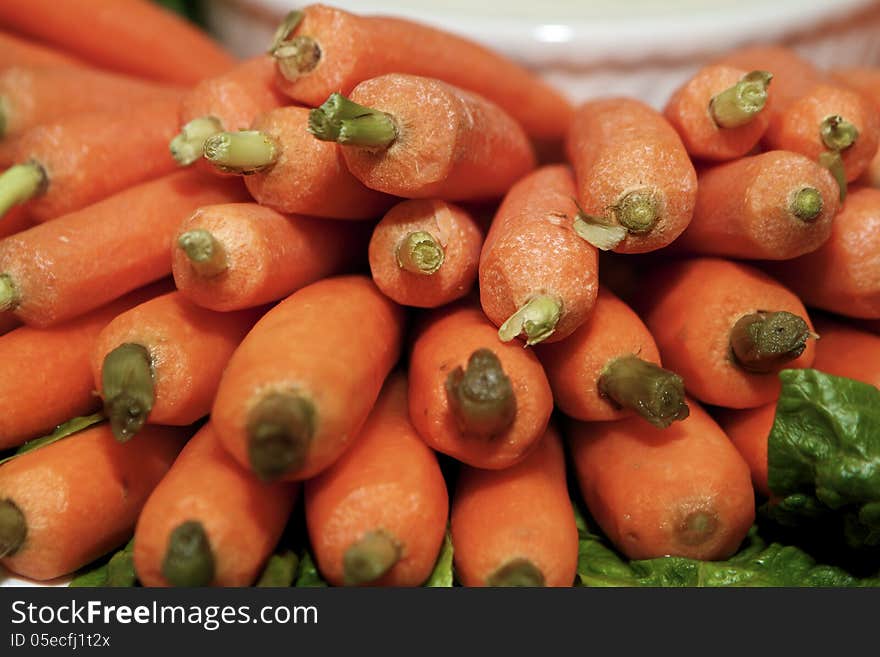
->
1, 1, 879, 588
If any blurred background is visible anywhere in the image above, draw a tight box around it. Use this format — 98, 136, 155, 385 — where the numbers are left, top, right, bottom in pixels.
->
165, 0, 880, 107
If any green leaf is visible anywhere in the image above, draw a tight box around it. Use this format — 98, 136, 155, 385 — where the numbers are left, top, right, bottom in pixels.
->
256, 551, 299, 588
1, 413, 105, 467
69, 538, 136, 588
424, 531, 454, 587
294, 550, 327, 587
767, 369, 880, 547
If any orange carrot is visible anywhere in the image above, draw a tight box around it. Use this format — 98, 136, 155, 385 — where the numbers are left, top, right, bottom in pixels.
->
0, 206, 33, 240
536, 286, 689, 428
569, 400, 755, 560
368, 199, 483, 308
714, 403, 775, 498
810, 314, 880, 388
0, 30, 83, 69
134, 423, 298, 587
269, 4, 573, 141
91, 291, 262, 442
0, 313, 19, 337
634, 257, 816, 409
173, 202, 370, 312
306, 374, 448, 587
566, 97, 697, 254
203, 106, 393, 220
451, 425, 578, 587
408, 303, 553, 470
308, 73, 536, 201
0, 95, 181, 222
832, 68, 880, 188
673, 150, 839, 260
0, 281, 169, 451
0, 422, 187, 581
763, 186, 880, 318
0, 65, 180, 140
212, 275, 404, 482
478, 165, 598, 346
663, 64, 773, 161
0, 170, 247, 328
0, 0, 235, 85
170, 55, 288, 168
718, 46, 879, 183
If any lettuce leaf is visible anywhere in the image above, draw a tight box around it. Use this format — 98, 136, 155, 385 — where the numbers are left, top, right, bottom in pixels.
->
424, 531, 454, 587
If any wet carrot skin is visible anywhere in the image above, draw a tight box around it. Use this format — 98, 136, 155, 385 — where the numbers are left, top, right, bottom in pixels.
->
810, 314, 880, 388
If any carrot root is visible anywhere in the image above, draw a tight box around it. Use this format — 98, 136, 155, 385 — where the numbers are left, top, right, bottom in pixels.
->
820, 114, 859, 152
709, 70, 772, 129
170, 116, 223, 167
486, 558, 545, 587
0, 499, 26, 558
598, 355, 690, 428
342, 530, 402, 586
791, 186, 824, 222
308, 93, 398, 148
0, 273, 18, 312
0, 161, 45, 218
497, 295, 562, 346
177, 229, 228, 278
729, 311, 811, 373
396, 231, 445, 275
246, 390, 316, 481
204, 131, 279, 174
102, 343, 155, 442
162, 520, 215, 587
445, 348, 517, 439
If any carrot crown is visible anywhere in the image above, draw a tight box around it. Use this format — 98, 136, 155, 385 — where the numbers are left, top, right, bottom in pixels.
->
343, 530, 403, 586
308, 93, 399, 149
598, 355, 690, 429
498, 295, 562, 346
0, 499, 26, 558
170, 116, 223, 167
729, 311, 812, 374
0, 273, 19, 312
0, 161, 47, 219
571, 190, 659, 251
445, 348, 517, 439
269, 10, 321, 81
820, 115, 859, 152
396, 231, 445, 275
203, 130, 279, 175
246, 390, 315, 481
101, 343, 156, 443
177, 228, 229, 278
486, 558, 546, 587
709, 70, 772, 129
790, 187, 824, 223
162, 520, 216, 587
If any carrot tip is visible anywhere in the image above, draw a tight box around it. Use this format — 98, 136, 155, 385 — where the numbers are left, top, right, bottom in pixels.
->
819, 151, 848, 202
486, 558, 545, 587
820, 115, 859, 152
161, 520, 215, 587
0, 273, 19, 313
342, 530, 402, 586
308, 93, 398, 148
274, 36, 322, 81
445, 348, 517, 439
177, 229, 229, 278
729, 311, 812, 374
203, 130, 278, 175
497, 295, 561, 346
0, 499, 26, 558
396, 231, 445, 275
170, 116, 223, 166
598, 355, 690, 428
709, 70, 772, 129
101, 343, 155, 443
790, 187, 824, 222
572, 214, 627, 251
614, 189, 660, 235
677, 510, 719, 547
0, 161, 47, 219
246, 390, 315, 481
267, 9, 305, 53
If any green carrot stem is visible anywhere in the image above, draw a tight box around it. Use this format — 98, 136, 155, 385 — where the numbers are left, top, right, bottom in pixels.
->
598, 355, 690, 429
203, 130, 279, 175
445, 348, 517, 439
169, 116, 223, 167
790, 186, 823, 222
0, 161, 47, 218
396, 231, 445, 275
0, 273, 19, 313
342, 530, 402, 586
709, 70, 772, 129
497, 295, 562, 346
729, 311, 811, 373
268, 9, 305, 53
101, 343, 155, 443
819, 150, 847, 202
246, 390, 315, 481
572, 212, 628, 251
820, 115, 859, 152
162, 520, 215, 587
177, 229, 228, 278
0, 499, 26, 558
256, 551, 299, 587
274, 37, 321, 81
613, 189, 660, 234
308, 93, 398, 148
487, 558, 545, 587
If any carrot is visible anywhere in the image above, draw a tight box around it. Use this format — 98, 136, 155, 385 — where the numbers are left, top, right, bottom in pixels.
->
714, 403, 775, 498
479, 165, 598, 346
663, 65, 773, 161
535, 286, 689, 428
368, 199, 483, 308
0, 30, 83, 69
569, 400, 755, 560
810, 314, 880, 387
203, 106, 393, 220
269, 4, 573, 141
0, 170, 246, 328
672, 150, 840, 260
0, 0, 235, 85
212, 275, 404, 482
0, 313, 19, 337
0, 422, 187, 581
134, 423, 297, 587
0, 95, 181, 222
308, 73, 536, 200
566, 97, 697, 254
451, 425, 578, 587
718, 46, 880, 183
0, 206, 33, 240
832, 68, 880, 188
170, 56, 288, 167
763, 186, 880, 318
173, 202, 370, 312
0, 65, 180, 140
305, 374, 448, 587
90, 291, 262, 442
633, 257, 816, 409
408, 303, 553, 470
0, 281, 169, 451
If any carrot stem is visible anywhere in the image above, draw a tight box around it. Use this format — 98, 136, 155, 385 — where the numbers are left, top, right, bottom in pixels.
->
0, 273, 19, 312
729, 311, 811, 373
101, 343, 155, 443
678, 511, 719, 546
572, 212, 627, 251
0, 499, 26, 558
169, 116, 223, 167
613, 189, 659, 234
395, 230, 445, 275
203, 131, 279, 175
819, 150, 848, 202
161, 520, 215, 587
274, 37, 321, 80
268, 9, 305, 53
820, 115, 859, 152
177, 229, 228, 278
246, 390, 315, 481
497, 295, 562, 346
709, 70, 772, 129
445, 348, 517, 439
790, 186, 823, 222
342, 529, 402, 586
0, 162, 46, 218
486, 558, 545, 587
598, 355, 690, 429
308, 93, 398, 148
